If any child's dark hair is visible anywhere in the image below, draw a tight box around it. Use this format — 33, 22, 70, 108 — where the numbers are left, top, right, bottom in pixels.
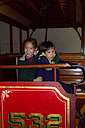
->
23, 38, 37, 49
39, 41, 55, 52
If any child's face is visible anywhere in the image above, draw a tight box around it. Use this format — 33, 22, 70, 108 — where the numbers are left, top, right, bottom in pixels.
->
45, 48, 56, 61
24, 42, 35, 58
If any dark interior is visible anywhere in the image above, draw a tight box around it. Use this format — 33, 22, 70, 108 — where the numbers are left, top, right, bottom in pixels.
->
0, 0, 84, 28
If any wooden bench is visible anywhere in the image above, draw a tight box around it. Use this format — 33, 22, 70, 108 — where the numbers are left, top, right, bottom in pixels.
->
60, 53, 85, 67
59, 53, 85, 86
0, 54, 17, 81
59, 66, 84, 84
0, 53, 85, 83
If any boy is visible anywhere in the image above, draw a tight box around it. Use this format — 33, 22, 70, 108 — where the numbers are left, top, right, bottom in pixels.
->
34, 41, 74, 93
18, 38, 38, 81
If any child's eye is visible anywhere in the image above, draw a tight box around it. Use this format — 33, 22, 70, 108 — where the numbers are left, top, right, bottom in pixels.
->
52, 50, 55, 53
30, 48, 33, 50
47, 51, 50, 53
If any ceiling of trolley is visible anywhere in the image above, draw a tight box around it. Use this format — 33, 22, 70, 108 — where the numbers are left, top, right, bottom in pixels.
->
0, 0, 84, 28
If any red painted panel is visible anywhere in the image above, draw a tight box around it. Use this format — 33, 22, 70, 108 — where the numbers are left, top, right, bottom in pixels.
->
0, 82, 75, 128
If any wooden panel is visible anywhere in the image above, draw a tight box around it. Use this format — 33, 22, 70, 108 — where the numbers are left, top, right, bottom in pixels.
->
0, 55, 17, 81
0, 82, 75, 128
60, 53, 85, 66
59, 68, 84, 84
60, 68, 83, 75
60, 75, 84, 84
76, 93, 85, 128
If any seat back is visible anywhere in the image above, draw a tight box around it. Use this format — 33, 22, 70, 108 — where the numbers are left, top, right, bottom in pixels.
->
59, 66, 84, 84
0, 55, 17, 81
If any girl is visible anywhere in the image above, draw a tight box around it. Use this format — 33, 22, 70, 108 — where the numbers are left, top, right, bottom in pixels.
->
18, 38, 38, 81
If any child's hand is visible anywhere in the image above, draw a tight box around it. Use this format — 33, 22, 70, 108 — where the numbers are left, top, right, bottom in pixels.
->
33, 77, 43, 81
63, 63, 71, 67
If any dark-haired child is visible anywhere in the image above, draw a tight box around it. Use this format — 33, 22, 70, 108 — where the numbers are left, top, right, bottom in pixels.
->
34, 41, 74, 93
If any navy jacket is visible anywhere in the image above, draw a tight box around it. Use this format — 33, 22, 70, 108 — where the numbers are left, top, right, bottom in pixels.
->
35, 54, 61, 81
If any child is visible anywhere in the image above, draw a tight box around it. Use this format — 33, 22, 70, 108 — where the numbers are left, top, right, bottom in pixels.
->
18, 38, 38, 81
34, 41, 74, 93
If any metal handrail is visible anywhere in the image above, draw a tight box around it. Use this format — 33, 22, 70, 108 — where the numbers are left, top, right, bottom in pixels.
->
0, 64, 70, 81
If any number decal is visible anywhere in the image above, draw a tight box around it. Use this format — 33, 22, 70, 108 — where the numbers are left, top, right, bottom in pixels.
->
8, 112, 25, 128
28, 113, 44, 128
47, 114, 62, 128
